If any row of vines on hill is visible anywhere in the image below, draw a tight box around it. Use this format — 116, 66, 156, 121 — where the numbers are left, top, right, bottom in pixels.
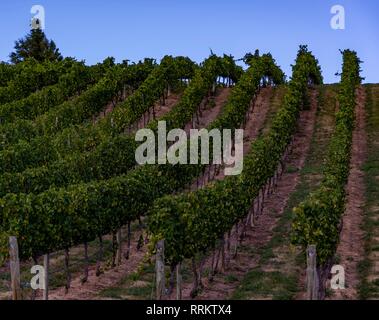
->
0, 54, 210, 259
291, 50, 362, 265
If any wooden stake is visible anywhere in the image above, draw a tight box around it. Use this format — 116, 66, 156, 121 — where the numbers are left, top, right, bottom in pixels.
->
116, 229, 122, 266
124, 222, 131, 260
221, 237, 226, 272
250, 206, 256, 227
31, 256, 38, 301
81, 242, 89, 284
64, 248, 71, 294
190, 258, 199, 298
9, 236, 21, 300
96, 236, 103, 277
306, 245, 319, 300
155, 240, 165, 300
43, 254, 49, 300
176, 263, 182, 300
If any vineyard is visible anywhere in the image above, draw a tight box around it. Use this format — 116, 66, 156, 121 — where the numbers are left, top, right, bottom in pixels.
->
0, 45, 378, 301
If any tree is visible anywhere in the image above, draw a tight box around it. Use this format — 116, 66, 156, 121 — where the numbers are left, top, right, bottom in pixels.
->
9, 28, 63, 64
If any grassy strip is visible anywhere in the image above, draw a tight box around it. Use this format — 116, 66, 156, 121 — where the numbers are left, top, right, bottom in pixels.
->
358, 84, 379, 299
261, 85, 288, 136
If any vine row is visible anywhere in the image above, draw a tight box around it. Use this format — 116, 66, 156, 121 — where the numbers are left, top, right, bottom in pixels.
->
291, 50, 362, 265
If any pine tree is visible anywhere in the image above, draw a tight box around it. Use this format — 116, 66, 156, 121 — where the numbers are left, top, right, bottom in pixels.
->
9, 28, 63, 64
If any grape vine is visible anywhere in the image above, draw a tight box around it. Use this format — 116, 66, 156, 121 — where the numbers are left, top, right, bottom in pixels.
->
291, 50, 362, 265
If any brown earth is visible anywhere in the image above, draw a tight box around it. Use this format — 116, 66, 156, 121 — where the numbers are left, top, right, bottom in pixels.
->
133, 94, 182, 131
189, 86, 274, 190
46, 227, 147, 300
184, 88, 231, 135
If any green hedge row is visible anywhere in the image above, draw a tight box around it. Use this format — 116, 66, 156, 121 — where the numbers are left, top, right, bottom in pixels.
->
0, 57, 194, 174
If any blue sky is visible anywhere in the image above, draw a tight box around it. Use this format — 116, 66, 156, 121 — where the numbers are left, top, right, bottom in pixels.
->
0, 0, 378, 83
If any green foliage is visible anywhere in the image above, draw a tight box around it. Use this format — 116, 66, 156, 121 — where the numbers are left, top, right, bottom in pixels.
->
0, 61, 94, 124
0, 58, 69, 105
291, 50, 362, 265
0, 52, 282, 263
148, 54, 227, 131
98, 55, 197, 136
0, 62, 16, 86
9, 29, 63, 64
0, 59, 157, 172
0, 56, 214, 194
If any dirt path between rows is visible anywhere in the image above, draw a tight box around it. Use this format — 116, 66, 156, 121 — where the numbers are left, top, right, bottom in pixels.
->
327, 86, 367, 300
46, 229, 147, 300
42, 89, 231, 300
184, 88, 231, 135
180, 89, 319, 300
94, 90, 131, 123
134, 94, 182, 130
189, 87, 274, 190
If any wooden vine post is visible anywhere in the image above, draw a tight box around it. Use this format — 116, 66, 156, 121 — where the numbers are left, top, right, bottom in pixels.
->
306, 245, 319, 300
155, 240, 165, 300
176, 263, 182, 300
64, 248, 71, 293
9, 236, 22, 300
43, 254, 49, 300
82, 243, 89, 283
116, 229, 122, 266
96, 236, 104, 277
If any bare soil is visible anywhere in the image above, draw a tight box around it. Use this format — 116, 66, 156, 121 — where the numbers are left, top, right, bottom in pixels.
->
46, 228, 147, 300
184, 88, 231, 135
189, 86, 274, 190
134, 94, 182, 131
